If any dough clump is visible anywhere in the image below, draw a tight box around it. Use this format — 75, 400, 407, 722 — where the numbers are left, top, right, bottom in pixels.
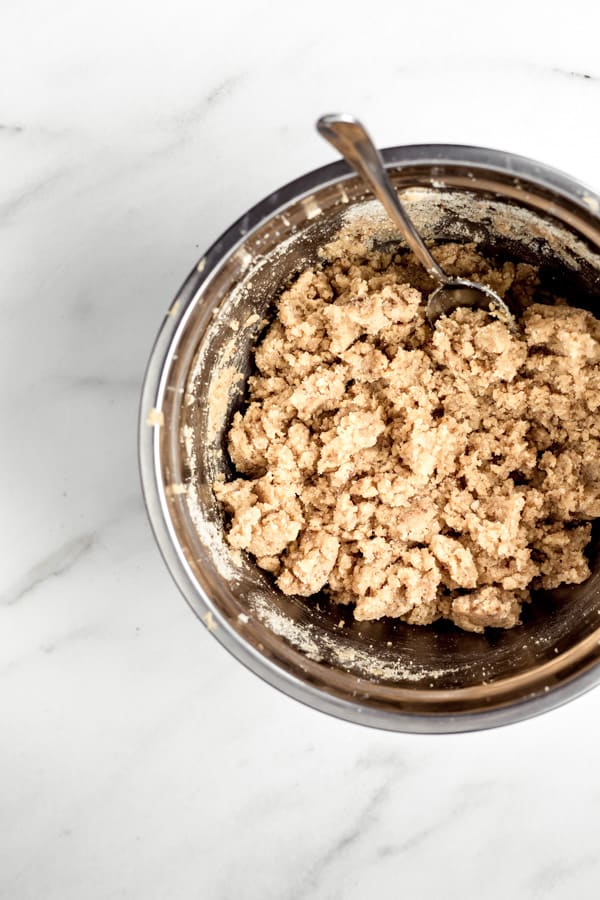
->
214, 240, 600, 632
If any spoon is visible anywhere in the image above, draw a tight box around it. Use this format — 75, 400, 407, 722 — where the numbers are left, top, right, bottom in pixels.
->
317, 113, 516, 329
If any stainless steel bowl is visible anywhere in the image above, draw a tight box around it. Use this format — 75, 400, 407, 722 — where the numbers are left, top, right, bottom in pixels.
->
139, 144, 600, 733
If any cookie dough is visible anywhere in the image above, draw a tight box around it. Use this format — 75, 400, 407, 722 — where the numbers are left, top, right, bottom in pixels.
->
213, 240, 600, 632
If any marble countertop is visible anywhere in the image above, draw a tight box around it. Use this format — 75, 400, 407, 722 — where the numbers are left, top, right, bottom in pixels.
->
3, 2, 600, 897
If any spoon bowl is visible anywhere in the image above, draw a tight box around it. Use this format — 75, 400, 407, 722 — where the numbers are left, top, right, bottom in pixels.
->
426, 279, 515, 327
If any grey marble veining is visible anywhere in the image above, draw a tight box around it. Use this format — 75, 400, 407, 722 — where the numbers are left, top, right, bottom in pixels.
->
1, 532, 95, 607
2, 1, 600, 898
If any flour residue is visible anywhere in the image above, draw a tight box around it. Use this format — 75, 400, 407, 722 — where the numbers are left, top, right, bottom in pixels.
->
247, 592, 459, 681
207, 366, 244, 440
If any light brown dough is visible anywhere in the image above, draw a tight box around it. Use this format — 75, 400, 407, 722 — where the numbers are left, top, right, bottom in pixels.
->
213, 239, 600, 632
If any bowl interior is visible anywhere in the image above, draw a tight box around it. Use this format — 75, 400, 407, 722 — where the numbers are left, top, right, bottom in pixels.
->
155, 154, 600, 720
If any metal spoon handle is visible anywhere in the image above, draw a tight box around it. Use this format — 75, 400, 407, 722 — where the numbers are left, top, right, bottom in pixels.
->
317, 114, 448, 284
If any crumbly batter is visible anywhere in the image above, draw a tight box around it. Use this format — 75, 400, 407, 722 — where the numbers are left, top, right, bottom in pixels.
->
214, 240, 600, 632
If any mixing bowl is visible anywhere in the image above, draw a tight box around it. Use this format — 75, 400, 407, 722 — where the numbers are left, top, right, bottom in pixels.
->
139, 144, 600, 733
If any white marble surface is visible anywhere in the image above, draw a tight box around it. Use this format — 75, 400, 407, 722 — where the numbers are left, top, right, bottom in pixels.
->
3, 2, 600, 897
